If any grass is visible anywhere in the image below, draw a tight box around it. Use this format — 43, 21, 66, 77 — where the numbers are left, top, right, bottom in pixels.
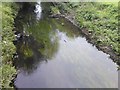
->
1, 2, 19, 88
51, 2, 119, 65
75, 2, 119, 54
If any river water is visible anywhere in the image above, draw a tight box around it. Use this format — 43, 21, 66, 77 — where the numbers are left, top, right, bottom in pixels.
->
13, 2, 118, 88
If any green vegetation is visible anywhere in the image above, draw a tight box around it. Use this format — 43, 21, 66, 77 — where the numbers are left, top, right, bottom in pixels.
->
52, 2, 119, 65
50, 6, 60, 14
75, 3, 119, 52
0, 1, 119, 88
1, 3, 19, 88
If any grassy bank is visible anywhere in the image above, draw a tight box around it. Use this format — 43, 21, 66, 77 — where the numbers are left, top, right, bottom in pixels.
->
51, 2, 120, 66
0, 2, 19, 88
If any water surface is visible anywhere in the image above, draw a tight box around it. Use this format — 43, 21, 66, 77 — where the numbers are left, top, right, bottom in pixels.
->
14, 2, 118, 88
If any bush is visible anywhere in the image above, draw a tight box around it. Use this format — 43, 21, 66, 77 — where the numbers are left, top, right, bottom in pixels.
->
1, 2, 19, 88
50, 6, 60, 14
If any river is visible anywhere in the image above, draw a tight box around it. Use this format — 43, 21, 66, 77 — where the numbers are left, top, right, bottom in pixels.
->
13, 2, 118, 88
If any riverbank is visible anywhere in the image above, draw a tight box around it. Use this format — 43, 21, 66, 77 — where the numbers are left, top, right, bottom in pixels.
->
50, 2, 120, 68
1, 2, 20, 88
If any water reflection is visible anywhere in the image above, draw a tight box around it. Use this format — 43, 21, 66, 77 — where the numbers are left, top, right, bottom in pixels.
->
34, 1, 42, 20
14, 2, 118, 88
27, 17, 81, 59
13, 2, 80, 74
14, 3, 37, 33
15, 28, 118, 88
14, 36, 44, 75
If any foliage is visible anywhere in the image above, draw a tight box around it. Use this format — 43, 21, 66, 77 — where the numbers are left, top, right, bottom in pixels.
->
1, 2, 19, 88
1, 65, 16, 88
75, 2, 119, 55
50, 6, 60, 14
